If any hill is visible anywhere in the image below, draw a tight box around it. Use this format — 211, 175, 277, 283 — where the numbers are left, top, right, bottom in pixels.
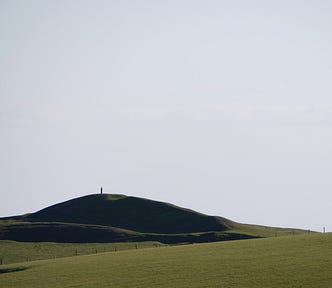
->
0, 194, 307, 243
20, 194, 233, 233
1, 233, 331, 287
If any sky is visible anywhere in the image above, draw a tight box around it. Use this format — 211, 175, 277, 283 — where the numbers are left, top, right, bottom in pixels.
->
1, 0, 331, 232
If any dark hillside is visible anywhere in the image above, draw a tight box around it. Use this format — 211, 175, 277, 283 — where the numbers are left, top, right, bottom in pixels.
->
0, 222, 141, 243
0, 221, 255, 243
1, 194, 307, 244
22, 194, 233, 233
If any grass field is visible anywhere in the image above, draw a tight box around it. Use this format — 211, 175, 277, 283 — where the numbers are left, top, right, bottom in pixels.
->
0, 240, 163, 265
1, 233, 331, 288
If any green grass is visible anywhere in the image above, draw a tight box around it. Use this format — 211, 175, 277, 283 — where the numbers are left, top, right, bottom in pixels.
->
230, 222, 310, 237
0, 240, 163, 265
1, 233, 331, 287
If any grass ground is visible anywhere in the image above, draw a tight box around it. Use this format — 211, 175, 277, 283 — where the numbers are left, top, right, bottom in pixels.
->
1, 233, 331, 288
230, 222, 310, 237
0, 241, 163, 265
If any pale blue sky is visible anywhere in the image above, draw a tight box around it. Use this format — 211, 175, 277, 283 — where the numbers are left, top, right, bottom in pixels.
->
1, 0, 332, 231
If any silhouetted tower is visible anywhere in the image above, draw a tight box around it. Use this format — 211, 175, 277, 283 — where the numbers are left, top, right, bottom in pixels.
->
100, 187, 103, 194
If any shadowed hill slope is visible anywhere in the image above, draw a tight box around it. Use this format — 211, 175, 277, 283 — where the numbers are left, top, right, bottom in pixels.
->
0, 194, 308, 243
21, 194, 234, 234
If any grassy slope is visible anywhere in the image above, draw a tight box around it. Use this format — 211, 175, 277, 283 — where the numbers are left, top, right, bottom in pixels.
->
0, 220, 259, 245
0, 221, 143, 243
0, 194, 309, 244
229, 222, 308, 237
21, 194, 233, 233
0, 240, 163, 265
1, 233, 331, 288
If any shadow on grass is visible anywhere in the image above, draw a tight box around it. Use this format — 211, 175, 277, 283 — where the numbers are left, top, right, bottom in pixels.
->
0, 266, 28, 274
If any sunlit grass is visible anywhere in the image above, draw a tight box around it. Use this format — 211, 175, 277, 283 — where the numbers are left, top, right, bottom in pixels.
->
0, 240, 163, 265
1, 233, 331, 288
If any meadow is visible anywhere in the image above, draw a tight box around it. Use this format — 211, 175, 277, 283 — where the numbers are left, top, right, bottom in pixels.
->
1, 233, 331, 288
0, 240, 163, 265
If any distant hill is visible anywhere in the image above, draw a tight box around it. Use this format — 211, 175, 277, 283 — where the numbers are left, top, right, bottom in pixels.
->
0, 194, 307, 243
22, 194, 234, 233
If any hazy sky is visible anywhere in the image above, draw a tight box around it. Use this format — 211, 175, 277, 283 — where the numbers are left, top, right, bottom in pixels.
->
1, 0, 331, 232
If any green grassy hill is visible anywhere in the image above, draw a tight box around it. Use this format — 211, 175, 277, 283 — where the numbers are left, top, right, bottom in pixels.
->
0, 240, 163, 265
1, 233, 331, 288
0, 194, 307, 243
0, 221, 143, 243
19, 194, 233, 233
